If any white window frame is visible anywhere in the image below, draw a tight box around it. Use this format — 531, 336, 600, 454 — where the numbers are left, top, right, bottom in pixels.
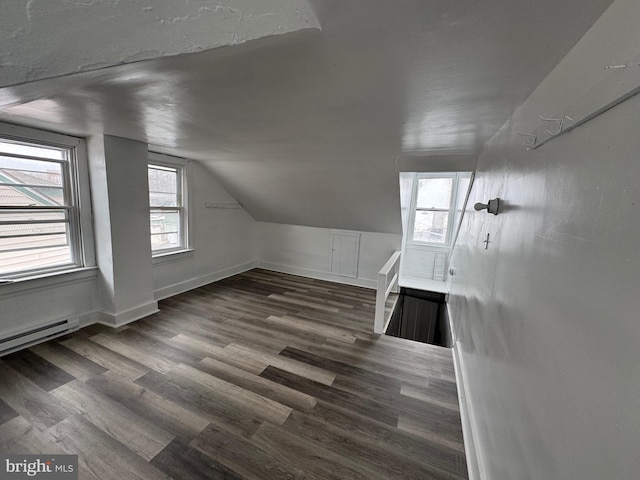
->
0, 123, 94, 280
407, 172, 459, 248
148, 152, 190, 257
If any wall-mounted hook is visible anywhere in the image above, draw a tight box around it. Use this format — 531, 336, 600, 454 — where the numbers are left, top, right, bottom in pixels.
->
483, 233, 491, 250
517, 132, 537, 149
538, 116, 564, 136
538, 115, 574, 137
604, 64, 627, 70
474, 198, 500, 215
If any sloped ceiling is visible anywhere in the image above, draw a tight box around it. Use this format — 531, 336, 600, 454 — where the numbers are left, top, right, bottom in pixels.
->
0, 0, 614, 234
0, 0, 319, 88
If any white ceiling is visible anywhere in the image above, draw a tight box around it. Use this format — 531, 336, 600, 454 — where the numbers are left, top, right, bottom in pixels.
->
0, 0, 614, 233
0, 0, 319, 88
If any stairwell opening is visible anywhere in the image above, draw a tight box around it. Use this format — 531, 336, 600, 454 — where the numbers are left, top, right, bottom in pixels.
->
385, 288, 452, 347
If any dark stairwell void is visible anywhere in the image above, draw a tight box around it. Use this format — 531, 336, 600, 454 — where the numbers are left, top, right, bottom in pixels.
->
385, 288, 452, 347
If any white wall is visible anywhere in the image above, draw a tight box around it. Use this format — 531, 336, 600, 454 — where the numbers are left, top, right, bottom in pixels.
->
88, 135, 158, 326
0, 272, 98, 338
152, 161, 258, 299
448, 1, 640, 478
401, 245, 446, 281
257, 222, 401, 289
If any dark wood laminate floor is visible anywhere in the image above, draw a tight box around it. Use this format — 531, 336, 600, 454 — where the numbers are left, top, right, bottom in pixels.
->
0, 269, 468, 480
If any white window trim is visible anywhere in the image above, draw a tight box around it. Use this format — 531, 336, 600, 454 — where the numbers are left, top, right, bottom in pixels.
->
407, 172, 459, 248
0, 122, 95, 282
148, 151, 191, 258
152, 248, 194, 265
449, 171, 474, 257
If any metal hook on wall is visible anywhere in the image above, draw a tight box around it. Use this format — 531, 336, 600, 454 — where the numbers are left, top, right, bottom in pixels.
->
538, 116, 563, 136
538, 115, 574, 136
474, 198, 500, 215
517, 132, 537, 149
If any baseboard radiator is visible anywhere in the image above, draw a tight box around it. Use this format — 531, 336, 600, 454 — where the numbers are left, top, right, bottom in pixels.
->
0, 317, 80, 357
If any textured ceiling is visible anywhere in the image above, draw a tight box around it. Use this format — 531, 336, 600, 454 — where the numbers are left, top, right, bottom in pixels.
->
0, 0, 614, 233
0, 0, 319, 88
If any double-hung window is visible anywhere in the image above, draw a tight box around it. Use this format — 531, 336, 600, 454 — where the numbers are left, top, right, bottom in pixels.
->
410, 174, 457, 246
148, 154, 188, 255
0, 129, 87, 278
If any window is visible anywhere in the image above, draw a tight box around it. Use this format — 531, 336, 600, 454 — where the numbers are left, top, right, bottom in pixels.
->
409, 174, 457, 246
0, 132, 86, 278
148, 154, 187, 255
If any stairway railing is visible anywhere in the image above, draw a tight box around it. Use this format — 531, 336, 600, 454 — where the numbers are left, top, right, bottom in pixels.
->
374, 250, 401, 334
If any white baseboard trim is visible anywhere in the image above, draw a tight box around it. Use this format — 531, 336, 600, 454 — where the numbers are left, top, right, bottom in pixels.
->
154, 260, 258, 301
450, 306, 483, 480
257, 261, 376, 289
79, 311, 99, 328
96, 301, 160, 328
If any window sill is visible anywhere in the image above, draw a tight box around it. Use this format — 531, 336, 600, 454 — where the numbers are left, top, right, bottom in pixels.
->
405, 242, 450, 250
0, 266, 98, 298
152, 249, 194, 265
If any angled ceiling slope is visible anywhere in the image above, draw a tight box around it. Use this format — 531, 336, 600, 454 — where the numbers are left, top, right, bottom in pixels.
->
0, 0, 320, 89
0, 1, 614, 235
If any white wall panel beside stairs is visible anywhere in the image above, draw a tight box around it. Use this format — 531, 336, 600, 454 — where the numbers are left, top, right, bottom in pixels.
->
257, 222, 401, 289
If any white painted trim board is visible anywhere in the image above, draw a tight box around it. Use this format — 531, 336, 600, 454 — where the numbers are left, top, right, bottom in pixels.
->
96, 301, 160, 328
258, 261, 376, 289
154, 260, 258, 301
449, 303, 483, 480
